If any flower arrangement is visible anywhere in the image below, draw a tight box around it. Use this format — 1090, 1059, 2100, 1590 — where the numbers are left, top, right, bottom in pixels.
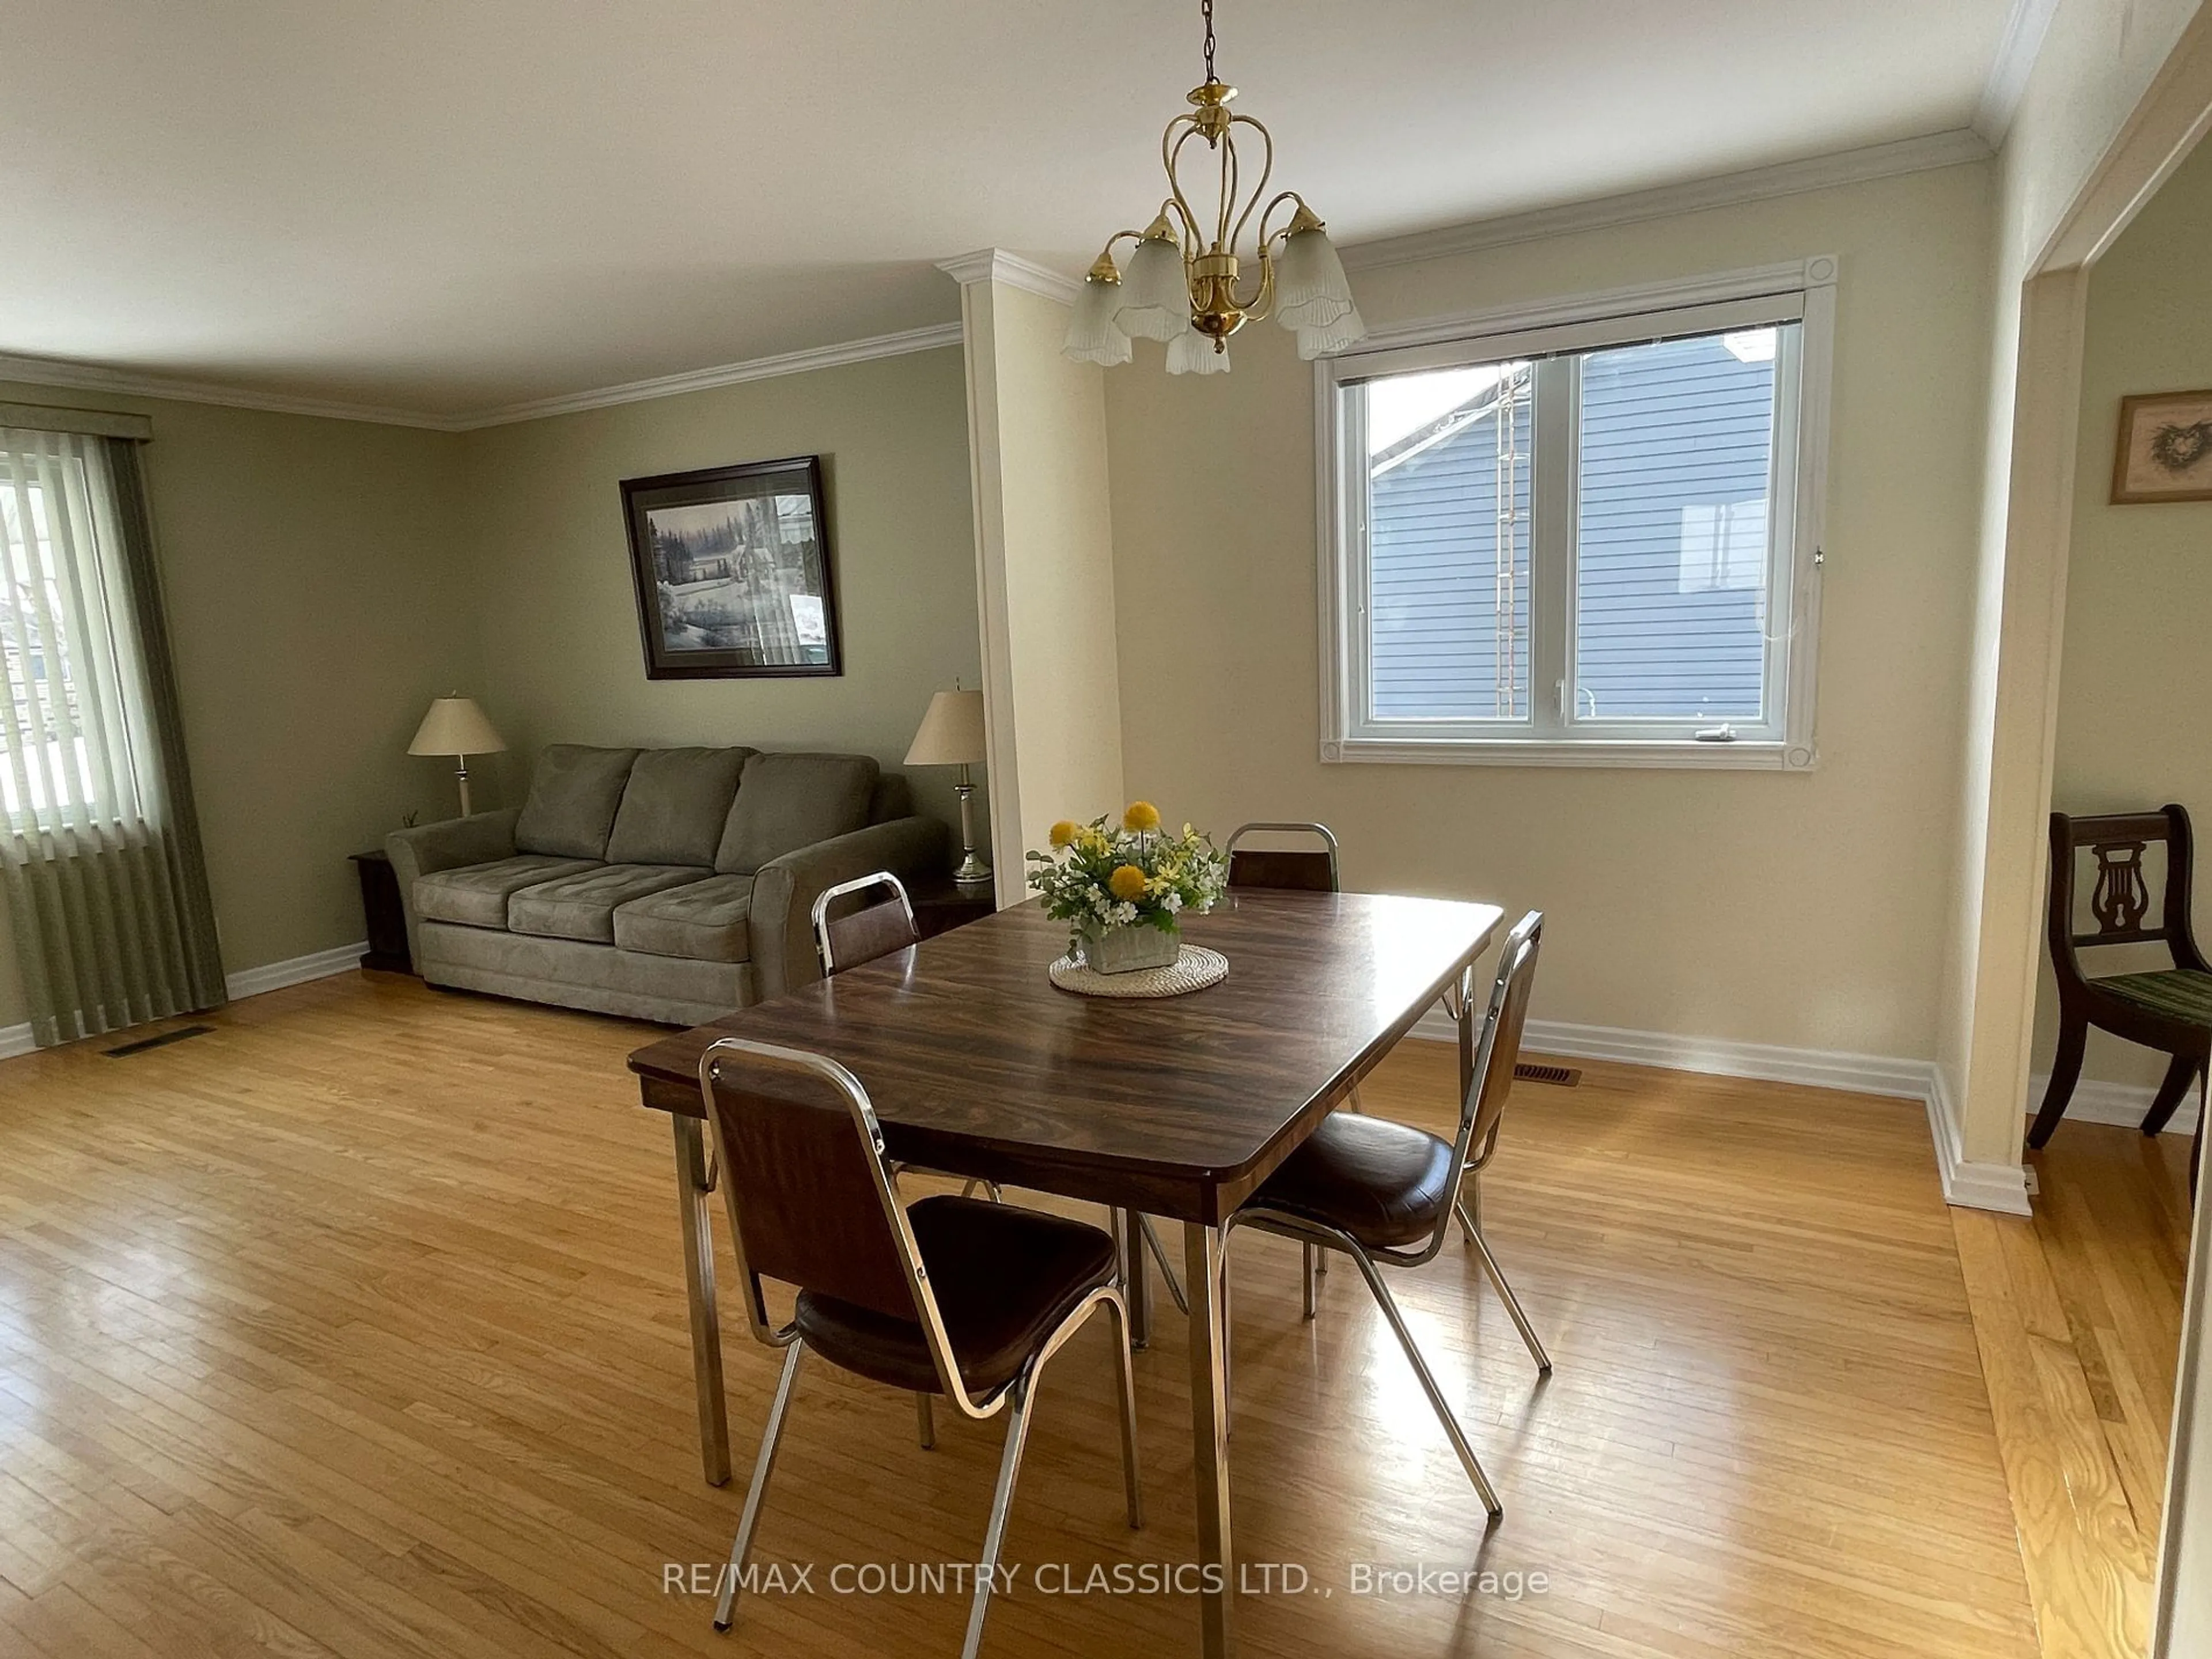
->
1027, 801, 1229, 969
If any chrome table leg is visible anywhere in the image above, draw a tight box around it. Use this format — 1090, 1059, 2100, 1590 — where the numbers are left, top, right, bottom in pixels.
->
1184, 1222, 1233, 1658
672, 1113, 730, 1486
916, 1391, 937, 1449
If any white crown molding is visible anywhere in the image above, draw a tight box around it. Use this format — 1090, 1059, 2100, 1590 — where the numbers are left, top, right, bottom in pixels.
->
1407, 1007, 2031, 1215
935, 249, 1084, 306
1340, 129, 1991, 273
0, 350, 457, 430
0, 323, 967, 434
1976, 0, 2061, 146
456, 323, 964, 429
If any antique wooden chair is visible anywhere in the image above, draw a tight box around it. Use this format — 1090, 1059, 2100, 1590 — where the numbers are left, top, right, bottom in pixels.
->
2030, 805, 2212, 1150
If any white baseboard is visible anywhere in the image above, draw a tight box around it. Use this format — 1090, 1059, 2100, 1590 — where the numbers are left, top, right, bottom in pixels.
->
224, 940, 367, 1001
1409, 1006, 2032, 1215
2025, 1071, 2198, 1134
0, 941, 365, 1063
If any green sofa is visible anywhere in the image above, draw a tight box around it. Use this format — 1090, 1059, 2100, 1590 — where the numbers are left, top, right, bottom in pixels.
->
385, 744, 947, 1025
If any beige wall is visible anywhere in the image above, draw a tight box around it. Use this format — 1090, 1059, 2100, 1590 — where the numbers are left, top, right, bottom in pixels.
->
1106, 162, 1994, 1058
456, 346, 982, 836
0, 382, 478, 1032
2031, 134, 2212, 1090
1941, 0, 2207, 1169
954, 274, 1124, 904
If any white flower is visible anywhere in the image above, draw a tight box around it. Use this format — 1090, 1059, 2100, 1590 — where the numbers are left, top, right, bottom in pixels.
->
1162, 891, 1184, 913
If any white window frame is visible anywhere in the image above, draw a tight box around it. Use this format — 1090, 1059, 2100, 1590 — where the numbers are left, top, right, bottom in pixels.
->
1315, 256, 1835, 770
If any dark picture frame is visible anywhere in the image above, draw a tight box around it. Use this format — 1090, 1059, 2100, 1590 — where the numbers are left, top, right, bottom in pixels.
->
2111, 389, 2212, 505
619, 456, 841, 678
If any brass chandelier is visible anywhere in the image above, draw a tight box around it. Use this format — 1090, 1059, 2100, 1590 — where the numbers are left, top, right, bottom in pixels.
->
1062, 0, 1365, 374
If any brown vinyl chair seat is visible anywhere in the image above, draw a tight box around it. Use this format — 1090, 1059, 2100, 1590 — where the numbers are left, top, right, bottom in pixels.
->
792, 1196, 1119, 1395
1248, 1112, 1458, 1250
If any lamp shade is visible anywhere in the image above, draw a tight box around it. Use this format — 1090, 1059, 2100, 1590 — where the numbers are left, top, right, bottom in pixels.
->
1273, 226, 1358, 329
1166, 324, 1232, 376
904, 689, 988, 767
1116, 231, 1190, 342
1296, 305, 1368, 361
1063, 271, 1133, 366
408, 696, 506, 757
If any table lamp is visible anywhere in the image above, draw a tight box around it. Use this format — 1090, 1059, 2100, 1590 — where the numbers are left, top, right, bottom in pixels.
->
408, 695, 506, 818
904, 688, 991, 888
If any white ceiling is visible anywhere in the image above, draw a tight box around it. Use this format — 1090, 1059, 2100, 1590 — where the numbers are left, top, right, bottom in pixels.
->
2, 1, 2020, 421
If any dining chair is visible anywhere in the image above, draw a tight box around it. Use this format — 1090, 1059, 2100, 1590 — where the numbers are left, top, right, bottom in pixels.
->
1224, 910, 1551, 1521
813, 872, 1002, 1221
697, 1036, 1142, 1655
1226, 820, 1344, 1314
2032, 805, 2212, 1150
1226, 820, 1340, 893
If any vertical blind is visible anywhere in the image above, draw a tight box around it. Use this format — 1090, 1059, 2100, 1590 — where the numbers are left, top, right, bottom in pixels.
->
0, 425, 224, 1044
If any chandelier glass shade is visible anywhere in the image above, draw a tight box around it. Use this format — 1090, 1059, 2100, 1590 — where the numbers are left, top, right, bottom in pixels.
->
1062, 0, 1364, 376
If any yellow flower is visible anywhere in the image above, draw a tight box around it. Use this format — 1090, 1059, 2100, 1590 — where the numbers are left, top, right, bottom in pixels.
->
1108, 865, 1149, 902
1048, 820, 1080, 850
1123, 800, 1162, 834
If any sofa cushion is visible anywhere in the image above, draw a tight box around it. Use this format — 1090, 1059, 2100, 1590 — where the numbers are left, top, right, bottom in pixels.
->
715, 752, 880, 874
605, 747, 754, 867
612, 873, 756, 964
414, 855, 602, 931
507, 864, 707, 944
514, 745, 640, 859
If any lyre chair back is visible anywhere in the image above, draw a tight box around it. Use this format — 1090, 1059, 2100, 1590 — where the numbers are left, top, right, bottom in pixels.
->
2032, 805, 2212, 1150
1226, 821, 1340, 892
2047, 806, 2205, 984
810, 871, 919, 976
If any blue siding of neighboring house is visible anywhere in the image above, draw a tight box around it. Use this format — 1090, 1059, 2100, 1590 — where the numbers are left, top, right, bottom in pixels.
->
1369, 334, 1775, 721
1369, 391, 1531, 719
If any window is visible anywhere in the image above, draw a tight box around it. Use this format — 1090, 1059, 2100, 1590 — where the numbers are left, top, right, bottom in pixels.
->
0, 431, 148, 827
1319, 259, 1832, 767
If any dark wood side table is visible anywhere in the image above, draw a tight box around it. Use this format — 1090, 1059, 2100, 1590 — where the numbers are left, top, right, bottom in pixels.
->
902, 872, 995, 941
350, 850, 415, 975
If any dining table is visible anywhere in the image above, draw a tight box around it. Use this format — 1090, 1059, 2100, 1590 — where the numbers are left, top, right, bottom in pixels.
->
625, 885, 1504, 1658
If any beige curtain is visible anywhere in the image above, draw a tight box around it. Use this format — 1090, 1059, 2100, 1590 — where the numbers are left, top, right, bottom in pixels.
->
0, 424, 224, 1046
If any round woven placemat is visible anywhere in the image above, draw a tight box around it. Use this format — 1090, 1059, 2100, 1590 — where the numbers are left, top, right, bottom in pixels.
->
1048, 944, 1229, 998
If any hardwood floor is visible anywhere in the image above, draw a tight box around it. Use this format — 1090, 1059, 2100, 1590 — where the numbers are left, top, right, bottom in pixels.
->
1955, 1118, 2194, 1659
0, 973, 2044, 1658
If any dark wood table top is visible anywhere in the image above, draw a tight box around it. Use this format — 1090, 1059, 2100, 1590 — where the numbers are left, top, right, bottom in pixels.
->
627, 890, 1503, 1224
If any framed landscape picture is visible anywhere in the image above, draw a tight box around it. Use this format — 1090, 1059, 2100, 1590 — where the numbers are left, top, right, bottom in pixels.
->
2111, 389, 2212, 504
620, 456, 841, 678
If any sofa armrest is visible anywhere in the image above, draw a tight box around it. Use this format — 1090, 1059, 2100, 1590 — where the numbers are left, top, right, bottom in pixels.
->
749, 816, 952, 1001
385, 809, 521, 968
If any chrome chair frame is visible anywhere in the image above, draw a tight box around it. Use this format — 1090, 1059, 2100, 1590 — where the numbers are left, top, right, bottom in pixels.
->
1225, 820, 1342, 891
1224, 911, 1549, 1521
809, 869, 1001, 1225
808, 870, 918, 976
698, 1037, 1142, 1654
1226, 820, 1346, 1312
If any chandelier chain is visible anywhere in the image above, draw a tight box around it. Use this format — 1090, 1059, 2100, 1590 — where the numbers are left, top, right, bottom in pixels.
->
1201, 0, 1215, 82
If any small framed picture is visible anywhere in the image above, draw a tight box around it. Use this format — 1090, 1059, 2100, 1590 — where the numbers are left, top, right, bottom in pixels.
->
620, 457, 841, 678
2111, 390, 2212, 504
